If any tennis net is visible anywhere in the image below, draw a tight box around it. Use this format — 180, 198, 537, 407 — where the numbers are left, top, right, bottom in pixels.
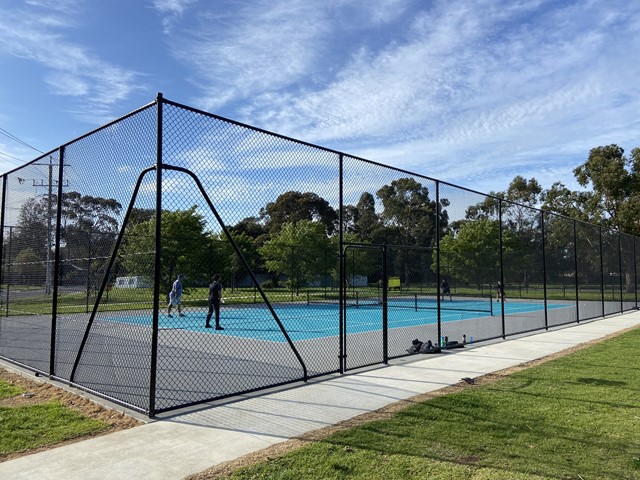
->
307, 291, 493, 314
387, 292, 494, 314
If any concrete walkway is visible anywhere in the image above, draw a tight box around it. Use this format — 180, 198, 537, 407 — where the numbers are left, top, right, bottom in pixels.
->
1, 312, 639, 480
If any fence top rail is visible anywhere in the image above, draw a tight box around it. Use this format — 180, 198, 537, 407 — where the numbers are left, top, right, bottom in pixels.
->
0, 100, 157, 178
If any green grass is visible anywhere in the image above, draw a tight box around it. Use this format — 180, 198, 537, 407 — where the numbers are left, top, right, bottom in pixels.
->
0, 382, 23, 400
0, 397, 109, 458
224, 327, 640, 479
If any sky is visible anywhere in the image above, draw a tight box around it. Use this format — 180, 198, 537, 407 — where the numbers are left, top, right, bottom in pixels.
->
0, 0, 639, 196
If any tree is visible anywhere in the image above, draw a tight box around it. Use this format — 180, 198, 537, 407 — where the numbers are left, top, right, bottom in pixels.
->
13, 248, 45, 285
60, 193, 122, 289
436, 219, 518, 289
260, 191, 338, 235
541, 182, 595, 222
500, 177, 544, 288
461, 177, 546, 289
213, 231, 262, 291
120, 207, 210, 293
437, 219, 498, 289
342, 232, 379, 286
376, 178, 443, 283
543, 145, 640, 292
573, 145, 640, 234
259, 220, 336, 292
230, 216, 268, 239
465, 176, 542, 223
11, 192, 122, 289
129, 208, 155, 225
343, 192, 381, 239
11, 198, 49, 259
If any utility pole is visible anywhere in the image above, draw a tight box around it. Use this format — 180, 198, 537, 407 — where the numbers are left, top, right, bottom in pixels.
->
19, 156, 68, 295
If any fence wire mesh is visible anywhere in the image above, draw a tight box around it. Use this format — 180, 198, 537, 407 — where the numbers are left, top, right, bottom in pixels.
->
0, 95, 637, 416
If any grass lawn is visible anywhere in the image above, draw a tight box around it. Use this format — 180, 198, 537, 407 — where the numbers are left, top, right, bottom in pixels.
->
208, 327, 640, 480
0, 370, 141, 461
0, 402, 109, 457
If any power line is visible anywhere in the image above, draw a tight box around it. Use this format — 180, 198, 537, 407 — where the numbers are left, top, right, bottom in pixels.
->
0, 149, 26, 167
0, 126, 44, 154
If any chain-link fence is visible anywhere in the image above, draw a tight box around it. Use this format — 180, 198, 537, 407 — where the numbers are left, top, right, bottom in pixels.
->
0, 94, 637, 416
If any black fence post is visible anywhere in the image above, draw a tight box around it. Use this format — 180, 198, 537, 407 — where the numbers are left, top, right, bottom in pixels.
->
618, 232, 624, 312
339, 153, 345, 374
4, 226, 11, 317
635, 236, 638, 309
435, 181, 442, 344
49, 147, 65, 376
0, 176, 6, 317
541, 211, 548, 330
499, 199, 505, 338
573, 221, 580, 322
599, 226, 605, 317
382, 245, 388, 364
149, 92, 164, 417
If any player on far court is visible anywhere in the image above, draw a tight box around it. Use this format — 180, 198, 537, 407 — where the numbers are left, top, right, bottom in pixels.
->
496, 281, 506, 302
441, 278, 452, 301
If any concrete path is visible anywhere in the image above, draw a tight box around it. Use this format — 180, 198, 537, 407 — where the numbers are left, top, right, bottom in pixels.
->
1, 312, 639, 480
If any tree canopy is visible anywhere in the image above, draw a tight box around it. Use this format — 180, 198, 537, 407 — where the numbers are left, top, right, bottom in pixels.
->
260, 191, 338, 235
120, 206, 210, 292
259, 220, 336, 291
10, 191, 122, 287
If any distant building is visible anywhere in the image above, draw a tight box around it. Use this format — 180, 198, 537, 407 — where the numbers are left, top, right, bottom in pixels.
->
114, 276, 151, 289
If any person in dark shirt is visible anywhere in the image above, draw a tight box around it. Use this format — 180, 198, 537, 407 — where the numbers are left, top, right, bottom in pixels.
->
441, 279, 452, 301
205, 275, 224, 330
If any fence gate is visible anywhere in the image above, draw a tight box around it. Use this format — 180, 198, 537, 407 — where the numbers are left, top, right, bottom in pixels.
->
342, 244, 388, 371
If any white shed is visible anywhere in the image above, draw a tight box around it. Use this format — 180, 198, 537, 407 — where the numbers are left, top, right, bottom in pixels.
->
114, 276, 151, 289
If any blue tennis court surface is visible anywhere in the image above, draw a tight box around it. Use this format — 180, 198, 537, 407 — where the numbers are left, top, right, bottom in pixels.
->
100, 301, 570, 342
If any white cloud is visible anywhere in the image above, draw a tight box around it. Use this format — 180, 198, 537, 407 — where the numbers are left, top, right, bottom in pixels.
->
194, 0, 638, 192
152, 0, 198, 15
2, 0, 639, 197
152, 0, 199, 33
0, 1, 143, 124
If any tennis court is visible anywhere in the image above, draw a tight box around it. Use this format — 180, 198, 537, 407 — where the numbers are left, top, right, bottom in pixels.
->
99, 299, 570, 342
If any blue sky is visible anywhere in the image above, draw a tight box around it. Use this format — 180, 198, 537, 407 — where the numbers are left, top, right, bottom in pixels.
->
0, 0, 639, 195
